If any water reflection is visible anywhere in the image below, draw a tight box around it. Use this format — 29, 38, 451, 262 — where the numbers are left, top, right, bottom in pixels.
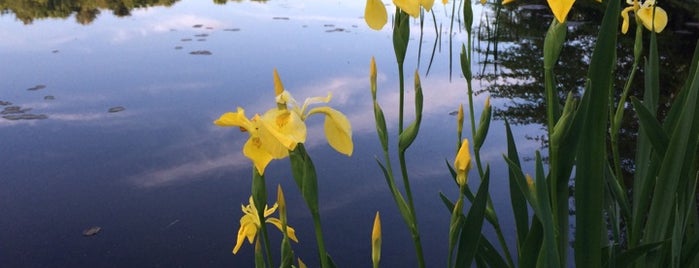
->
477, 1, 699, 175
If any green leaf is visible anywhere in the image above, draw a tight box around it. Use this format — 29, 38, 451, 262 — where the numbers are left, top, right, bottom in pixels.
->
612, 241, 665, 268
505, 119, 529, 250
543, 18, 567, 70
519, 217, 543, 268
473, 99, 491, 151
373, 101, 389, 152
289, 144, 319, 213
393, 11, 410, 66
573, 0, 619, 265
455, 167, 491, 268
535, 152, 560, 268
375, 158, 413, 226
398, 72, 424, 151
631, 97, 669, 158
460, 45, 471, 81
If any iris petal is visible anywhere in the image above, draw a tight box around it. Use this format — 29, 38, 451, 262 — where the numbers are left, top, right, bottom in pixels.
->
214, 107, 254, 131
243, 137, 274, 175
266, 218, 299, 242
545, 0, 575, 23
365, 0, 388, 30
394, 0, 420, 17
308, 107, 353, 156
637, 6, 667, 33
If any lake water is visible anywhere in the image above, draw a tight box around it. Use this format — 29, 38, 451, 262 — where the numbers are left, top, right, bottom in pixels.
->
9, 0, 697, 267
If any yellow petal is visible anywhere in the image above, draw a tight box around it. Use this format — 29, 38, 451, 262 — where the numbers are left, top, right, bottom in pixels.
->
502, 0, 515, 4
620, 6, 634, 34
214, 107, 254, 131
273, 69, 285, 97
243, 137, 274, 175
421, 0, 434, 11
266, 218, 299, 242
365, 0, 388, 30
442, 0, 448, 4
393, 0, 420, 17
300, 93, 332, 116
454, 139, 472, 186
480, 0, 486, 4
636, 6, 668, 33
233, 219, 258, 254
546, 0, 575, 23
259, 108, 307, 153
307, 107, 353, 156
298, 258, 307, 268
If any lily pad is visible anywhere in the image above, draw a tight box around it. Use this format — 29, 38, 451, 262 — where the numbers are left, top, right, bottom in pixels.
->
82, 226, 101, 236
44, 95, 55, 100
189, 50, 212, 55
192, 24, 203, 28
27, 85, 46, 91
0, 101, 12, 106
108, 106, 125, 113
3, 114, 48, 120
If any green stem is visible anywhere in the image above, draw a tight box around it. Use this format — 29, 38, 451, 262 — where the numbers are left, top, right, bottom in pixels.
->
311, 210, 330, 268
399, 65, 405, 133
252, 169, 274, 268
399, 150, 426, 268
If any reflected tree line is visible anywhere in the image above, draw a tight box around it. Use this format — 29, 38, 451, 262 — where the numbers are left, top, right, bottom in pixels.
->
0, 0, 268, 25
476, 0, 699, 177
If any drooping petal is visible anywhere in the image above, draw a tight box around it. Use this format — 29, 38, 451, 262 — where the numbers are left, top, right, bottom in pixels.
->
307, 107, 353, 156
454, 139, 472, 186
263, 203, 278, 218
233, 214, 259, 254
636, 6, 668, 33
300, 93, 332, 117
214, 107, 254, 132
259, 108, 307, 154
243, 137, 274, 175
546, 0, 575, 23
365, 0, 388, 30
420, 0, 435, 11
620, 6, 633, 34
266, 218, 299, 242
393, 0, 420, 17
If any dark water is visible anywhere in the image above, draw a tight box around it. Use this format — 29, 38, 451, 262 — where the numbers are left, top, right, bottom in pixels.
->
13, 0, 699, 267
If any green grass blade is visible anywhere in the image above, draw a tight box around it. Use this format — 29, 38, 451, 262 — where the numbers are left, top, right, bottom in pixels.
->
505, 119, 529, 251
455, 167, 491, 268
631, 97, 669, 157
573, 0, 620, 265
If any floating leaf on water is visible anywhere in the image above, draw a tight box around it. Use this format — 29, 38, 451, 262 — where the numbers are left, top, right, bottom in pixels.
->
174, 46, 183, 50
108, 106, 125, 113
82, 226, 101, 236
223, 28, 240, 32
192, 24, 203, 28
194, 33, 208, 37
1, 106, 30, 114
272, 17, 289, 20
52, 50, 59, 53
323, 24, 335, 27
27, 85, 46, 91
449, 110, 459, 116
3, 114, 48, 120
189, 50, 212, 55
205, 27, 213, 30
197, 39, 206, 42
44, 95, 55, 100
181, 38, 192, 42
325, 28, 346, 33
0, 101, 11, 106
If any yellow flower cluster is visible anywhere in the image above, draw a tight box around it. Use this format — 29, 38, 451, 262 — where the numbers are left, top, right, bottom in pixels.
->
215, 70, 353, 175
232, 196, 298, 254
621, 0, 668, 34
364, 0, 443, 30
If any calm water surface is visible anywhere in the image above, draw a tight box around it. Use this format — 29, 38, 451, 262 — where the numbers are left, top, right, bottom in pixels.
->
0, 1, 545, 267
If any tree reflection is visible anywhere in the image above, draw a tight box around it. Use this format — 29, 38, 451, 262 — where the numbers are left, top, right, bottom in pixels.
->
0, 0, 268, 25
477, 1, 699, 175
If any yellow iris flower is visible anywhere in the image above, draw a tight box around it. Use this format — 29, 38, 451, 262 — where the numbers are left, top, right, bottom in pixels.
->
232, 196, 298, 254
621, 0, 668, 34
364, 0, 437, 30
276, 88, 353, 157
454, 139, 472, 187
214, 107, 306, 175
